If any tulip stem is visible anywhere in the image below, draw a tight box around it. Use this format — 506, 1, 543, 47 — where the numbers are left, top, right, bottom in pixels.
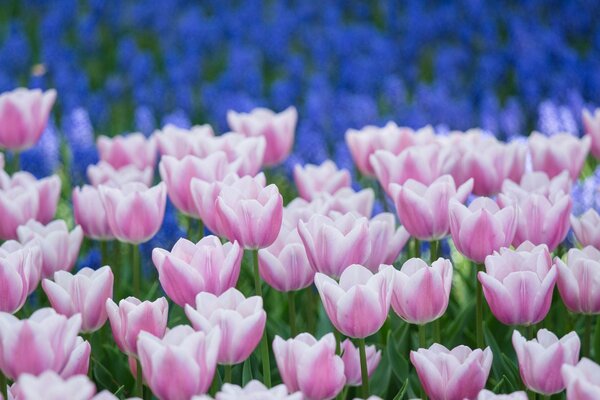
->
584, 314, 593, 358
0, 370, 7, 400
198, 219, 204, 242
136, 358, 143, 397
132, 244, 141, 299
433, 319, 441, 344
288, 291, 297, 337
224, 364, 232, 383
252, 249, 271, 387
430, 240, 439, 263
252, 249, 262, 297
475, 263, 484, 349
418, 324, 427, 348
357, 338, 370, 398
11, 150, 19, 173
412, 238, 421, 259
377, 181, 389, 213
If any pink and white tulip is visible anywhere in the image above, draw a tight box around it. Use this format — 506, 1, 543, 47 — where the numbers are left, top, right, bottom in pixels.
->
323, 188, 375, 218
0, 245, 41, 314
555, 246, 600, 314
155, 123, 214, 159
570, 209, 600, 249
72, 185, 114, 240
10, 372, 101, 400
364, 213, 410, 271
340, 339, 381, 386
528, 132, 591, 180
0, 241, 42, 295
476, 390, 527, 400
293, 161, 351, 201
197, 380, 302, 400
87, 162, 153, 188
583, 108, 600, 159
562, 357, 600, 400
0, 181, 39, 240
501, 171, 572, 201
97, 133, 157, 170
0, 171, 61, 224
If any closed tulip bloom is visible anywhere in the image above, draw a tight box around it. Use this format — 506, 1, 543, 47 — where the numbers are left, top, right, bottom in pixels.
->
0, 88, 56, 151
87, 161, 154, 188
562, 357, 600, 400
0, 308, 90, 379
477, 390, 528, 400
480, 243, 556, 325
298, 212, 371, 278
273, 333, 346, 400
200, 134, 265, 177
200, 380, 303, 400
1, 172, 62, 224
321, 188, 375, 218
501, 171, 572, 201
17, 220, 83, 279
106, 297, 168, 356
0, 241, 42, 295
99, 182, 167, 244
449, 197, 517, 263
0, 183, 38, 240
185, 288, 266, 365
155, 123, 214, 159
42, 266, 113, 333
227, 106, 297, 166
315, 264, 393, 338
410, 344, 493, 400
258, 226, 314, 292
390, 175, 473, 240
0, 245, 40, 314
391, 258, 453, 324
512, 329, 580, 395
583, 108, 600, 159
137, 326, 221, 400
364, 213, 410, 271
152, 236, 242, 307
97, 133, 157, 170
528, 132, 591, 180
555, 247, 600, 314
293, 161, 351, 201
11, 371, 99, 400
340, 339, 381, 386
159, 153, 230, 217
73, 185, 114, 240
570, 209, 600, 249
216, 176, 283, 249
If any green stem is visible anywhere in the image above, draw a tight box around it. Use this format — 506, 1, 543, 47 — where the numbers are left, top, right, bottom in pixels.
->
433, 319, 441, 344
377, 181, 389, 213
357, 338, 370, 398
334, 329, 341, 355
198, 219, 204, 242
100, 240, 108, 265
412, 238, 421, 259
11, 150, 19, 173
288, 292, 297, 337
306, 289, 316, 334
475, 263, 484, 349
252, 249, 271, 387
527, 324, 535, 340
430, 240, 439, 264
584, 314, 592, 358
132, 244, 141, 299
224, 364, 232, 384
136, 358, 143, 397
0, 369, 7, 400
418, 324, 427, 348
252, 249, 262, 297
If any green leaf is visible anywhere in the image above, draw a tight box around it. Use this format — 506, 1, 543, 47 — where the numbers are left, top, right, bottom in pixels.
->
370, 346, 392, 398
392, 379, 409, 400
386, 330, 409, 381
242, 358, 253, 386
594, 316, 600, 360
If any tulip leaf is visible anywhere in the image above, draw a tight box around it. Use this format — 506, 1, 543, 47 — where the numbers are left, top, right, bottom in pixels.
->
499, 353, 521, 391
594, 316, 600, 360
370, 346, 392, 398
386, 330, 409, 381
242, 357, 253, 386
446, 300, 474, 346
392, 378, 409, 400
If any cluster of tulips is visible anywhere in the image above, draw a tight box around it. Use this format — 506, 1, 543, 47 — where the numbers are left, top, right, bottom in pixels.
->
1, 86, 600, 400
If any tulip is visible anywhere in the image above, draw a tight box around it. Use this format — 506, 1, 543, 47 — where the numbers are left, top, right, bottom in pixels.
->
410, 344, 493, 400
0, 182, 38, 240
1, 172, 62, 224
0, 308, 90, 379
298, 212, 371, 278
137, 325, 221, 400
448, 197, 517, 263
293, 161, 351, 201
391, 258, 453, 324
152, 236, 242, 307
227, 106, 297, 166
17, 220, 83, 279
185, 288, 266, 365
501, 171, 572, 200
562, 357, 600, 400
390, 175, 473, 240
570, 209, 600, 249
11, 371, 99, 400
0, 241, 42, 295
315, 264, 393, 338
197, 380, 303, 400
87, 161, 154, 188
555, 246, 600, 315
216, 176, 283, 249
0, 244, 40, 314
105, 297, 168, 356
159, 153, 230, 217
155, 123, 215, 159
364, 213, 409, 271
528, 132, 591, 180
583, 108, 600, 159
476, 390, 527, 400
340, 339, 381, 386
97, 133, 157, 170
480, 243, 556, 326
42, 266, 113, 333
273, 333, 346, 400
72, 185, 114, 240
99, 182, 166, 244
0, 88, 56, 151
512, 329, 580, 395
345, 123, 436, 177
195, 134, 265, 177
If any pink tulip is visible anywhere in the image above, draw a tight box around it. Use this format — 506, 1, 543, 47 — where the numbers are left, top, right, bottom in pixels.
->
155, 123, 215, 159
185, 288, 266, 365
227, 106, 297, 166
298, 212, 371, 278
159, 153, 230, 217
448, 197, 517, 263
315, 264, 393, 338
105, 297, 168, 356
0, 178, 39, 240
0, 172, 61, 224
0, 241, 42, 295
196, 134, 265, 177
364, 213, 410, 271
0, 308, 90, 379
583, 108, 600, 159
391, 258, 453, 324
501, 171, 572, 201
137, 325, 221, 399
370, 144, 456, 195
562, 357, 600, 400
555, 246, 600, 314
152, 236, 242, 307
410, 344, 493, 400
512, 329, 580, 395
17, 220, 83, 279
345, 123, 436, 177
570, 209, 600, 249
73, 185, 114, 240
322, 188, 375, 218
42, 266, 113, 333
528, 132, 591, 180
293, 161, 351, 201
340, 339, 381, 386
216, 176, 283, 249
97, 133, 157, 170
99, 182, 166, 244
87, 161, 154, 188
476, 390, 527, 400
258, 226, 314, 292
273, 332, 346, 400
199, 380, 303, 400
10, 371, 104, 400
390, 175, 473, 240
0, 88, 56, 151
480, 243, 556, 325
0, 244, 40, 314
